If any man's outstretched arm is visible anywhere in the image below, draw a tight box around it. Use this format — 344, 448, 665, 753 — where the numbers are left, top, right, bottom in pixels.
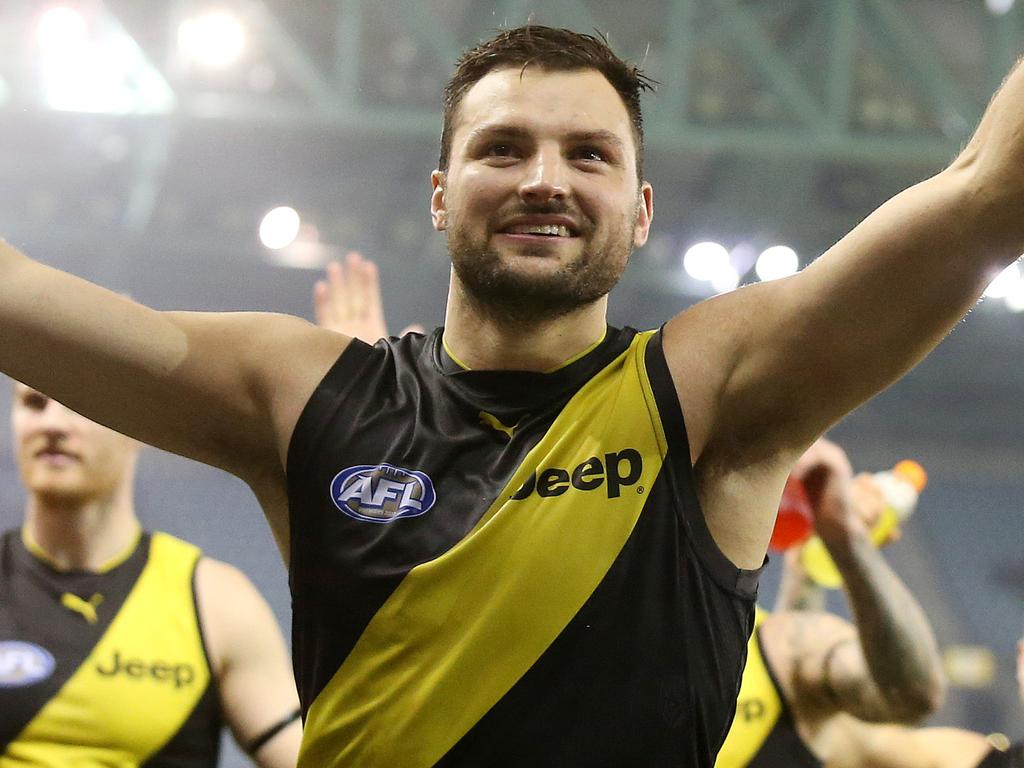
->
666, 58, 1024, 567
0, 244, 349, 497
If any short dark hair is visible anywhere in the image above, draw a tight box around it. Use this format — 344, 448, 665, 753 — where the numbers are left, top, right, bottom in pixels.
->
439, 25, 656, 179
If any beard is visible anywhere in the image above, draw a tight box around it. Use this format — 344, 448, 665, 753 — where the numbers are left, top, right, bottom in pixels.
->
447, 207, 637, 324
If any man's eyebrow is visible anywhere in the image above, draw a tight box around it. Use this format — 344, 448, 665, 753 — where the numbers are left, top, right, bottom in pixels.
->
466, 125, 626, 151
565, 130, 626, 151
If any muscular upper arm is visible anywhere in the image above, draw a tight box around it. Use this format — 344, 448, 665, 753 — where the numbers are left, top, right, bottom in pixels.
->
762, 610, 921, 726
196, 558, 301, 768
0, 243, 350, 482
663, 165, 998, 566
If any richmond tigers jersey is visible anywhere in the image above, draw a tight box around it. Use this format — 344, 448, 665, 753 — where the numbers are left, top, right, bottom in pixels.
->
287, 325, 762, 768
0, 529, 221, 767
716, 608, 821, 768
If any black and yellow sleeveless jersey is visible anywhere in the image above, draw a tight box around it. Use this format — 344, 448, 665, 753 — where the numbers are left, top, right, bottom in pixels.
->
0, 529, 221, 767
286, 326, 763, 767
716, 607, 822, 768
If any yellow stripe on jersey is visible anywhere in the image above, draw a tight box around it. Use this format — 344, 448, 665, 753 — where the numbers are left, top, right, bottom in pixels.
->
300, 331, 668, 767
715, 607, 783, 768
1, 533, 211, 767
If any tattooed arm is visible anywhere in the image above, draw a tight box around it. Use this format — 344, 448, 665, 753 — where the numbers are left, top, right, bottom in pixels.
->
774, 548, 826, 613
761, 441, 945, 725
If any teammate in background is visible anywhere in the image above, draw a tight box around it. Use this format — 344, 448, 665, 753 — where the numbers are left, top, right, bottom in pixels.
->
757, 498, 1024, 768
716, 439, 945, 767
0, 384, 301, 766
2, 22, 1024, 767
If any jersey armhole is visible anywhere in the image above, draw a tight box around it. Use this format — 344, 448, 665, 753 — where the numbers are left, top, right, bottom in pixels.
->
285, 338, 378, 492
643, 328, 764, 599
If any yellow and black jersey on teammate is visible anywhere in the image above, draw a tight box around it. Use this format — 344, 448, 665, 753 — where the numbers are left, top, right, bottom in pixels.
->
716, 608, 821, 768
286, 325, 763, 767
0, 529, 220, 767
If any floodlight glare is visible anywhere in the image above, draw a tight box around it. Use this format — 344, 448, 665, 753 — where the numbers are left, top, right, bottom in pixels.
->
683, 241, 729, 282
1005, 281, 1024, 313
986, 0, 1015, 15
259, 206, 301, 250
178, 11, 245, 68
37, 6, 88, 52
983, 261, 1021, 299
755, 245, 799, 282
710, 264, 740, 294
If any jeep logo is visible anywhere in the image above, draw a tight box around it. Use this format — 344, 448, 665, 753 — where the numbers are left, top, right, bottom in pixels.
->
511, 449, 643, 500
96, 651, 196, 689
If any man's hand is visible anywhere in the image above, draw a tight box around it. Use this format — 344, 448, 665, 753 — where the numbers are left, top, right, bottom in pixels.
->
314, 252, 390, 342
313, 252, 424, 342
791, 438, 858, 543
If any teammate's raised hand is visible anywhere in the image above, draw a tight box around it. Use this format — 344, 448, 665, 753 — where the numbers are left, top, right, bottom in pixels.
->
314, 252, 389, 342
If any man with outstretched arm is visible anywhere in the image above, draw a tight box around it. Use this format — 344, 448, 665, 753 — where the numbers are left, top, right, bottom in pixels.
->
0, 24, 1022, 768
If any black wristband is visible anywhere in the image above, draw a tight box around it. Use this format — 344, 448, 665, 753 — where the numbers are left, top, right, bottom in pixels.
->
977, 743, 1024, 768
247, 708, 301, 755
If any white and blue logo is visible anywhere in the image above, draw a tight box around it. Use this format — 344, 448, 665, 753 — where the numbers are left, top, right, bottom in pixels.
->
0, 641, 56, 688
330, 463, 436, 523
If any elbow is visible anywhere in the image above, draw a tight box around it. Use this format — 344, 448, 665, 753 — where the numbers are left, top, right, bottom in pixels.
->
884, 671, 947, 724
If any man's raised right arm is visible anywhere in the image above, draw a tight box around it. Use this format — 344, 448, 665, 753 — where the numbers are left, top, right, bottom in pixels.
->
0, 242, 351, 481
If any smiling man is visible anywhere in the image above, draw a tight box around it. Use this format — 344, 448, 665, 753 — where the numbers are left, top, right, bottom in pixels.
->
0, 23, 1023, 768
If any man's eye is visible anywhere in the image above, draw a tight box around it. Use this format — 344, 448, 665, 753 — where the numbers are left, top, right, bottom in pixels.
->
23, 393, 47, 410
573, 147, 606, 162
485, 144, 517, 157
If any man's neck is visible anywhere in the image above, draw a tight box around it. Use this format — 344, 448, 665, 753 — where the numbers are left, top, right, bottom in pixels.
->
23, 494, 141, 572
442, 277, 610, 372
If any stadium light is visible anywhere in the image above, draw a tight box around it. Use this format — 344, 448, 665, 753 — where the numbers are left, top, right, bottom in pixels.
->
177, 11, 246, 69
259, 206, 301, 250
683, 241, 729, 282
36, 6, 88, 52
983, 262, 1021, 299
755, 246, 799, 282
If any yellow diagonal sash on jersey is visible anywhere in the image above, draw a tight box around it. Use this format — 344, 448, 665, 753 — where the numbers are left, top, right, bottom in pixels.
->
715, 608, 783, 768
300, 331, 669, 767
1, 533, 210, 767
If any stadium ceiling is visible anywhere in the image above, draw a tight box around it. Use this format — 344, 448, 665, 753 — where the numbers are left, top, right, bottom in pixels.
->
0, 0, 1017, 164
0, 0, 1019, 297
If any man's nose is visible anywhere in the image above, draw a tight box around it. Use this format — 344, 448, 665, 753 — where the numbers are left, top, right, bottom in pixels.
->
518, 148, 568, 205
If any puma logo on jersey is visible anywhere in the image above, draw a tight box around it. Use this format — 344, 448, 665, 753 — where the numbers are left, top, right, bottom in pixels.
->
511, 449, 643, 500
61, 592, 103, 624
479, 411, 518, 439
96, 650, 196, 688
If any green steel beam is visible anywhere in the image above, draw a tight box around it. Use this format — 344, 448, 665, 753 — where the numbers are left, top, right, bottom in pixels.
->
235, 0, 339, 114
335, 0, 365, 108
826, 0, 858, 134
708, 0, 826, 129
658, 0, 698, 124
863, 0, 980, 130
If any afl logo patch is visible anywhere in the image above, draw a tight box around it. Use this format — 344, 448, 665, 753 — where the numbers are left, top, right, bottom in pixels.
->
330, 463, 436, 523
0, 641, 56, 688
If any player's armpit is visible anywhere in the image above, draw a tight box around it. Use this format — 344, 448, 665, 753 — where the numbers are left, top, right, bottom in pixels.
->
195, 558, 301, 768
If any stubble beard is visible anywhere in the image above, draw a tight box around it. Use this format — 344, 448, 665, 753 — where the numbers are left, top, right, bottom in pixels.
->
447, 213, 636, 325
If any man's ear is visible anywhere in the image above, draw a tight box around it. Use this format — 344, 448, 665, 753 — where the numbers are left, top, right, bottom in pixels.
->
633, 182, 654, 248
431, 170, 447, 231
